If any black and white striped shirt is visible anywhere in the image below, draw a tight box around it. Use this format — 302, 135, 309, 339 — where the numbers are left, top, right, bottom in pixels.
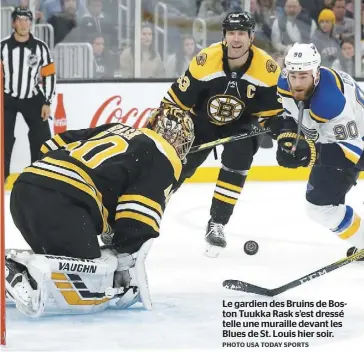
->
1, 33, 56, 104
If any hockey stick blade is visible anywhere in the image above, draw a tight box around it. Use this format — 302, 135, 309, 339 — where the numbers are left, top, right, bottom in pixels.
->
223, 280, 275, 297
223, 248, 364, 297
190, 127, 270, 153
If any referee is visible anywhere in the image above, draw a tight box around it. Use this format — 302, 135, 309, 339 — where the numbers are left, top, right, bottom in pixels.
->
1, 6, 56, 182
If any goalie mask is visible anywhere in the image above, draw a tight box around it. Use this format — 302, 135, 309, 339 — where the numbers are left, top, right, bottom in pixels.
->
150, 107, 195, 162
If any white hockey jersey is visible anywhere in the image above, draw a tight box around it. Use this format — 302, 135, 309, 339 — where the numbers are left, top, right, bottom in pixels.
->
277, 67, 364, 168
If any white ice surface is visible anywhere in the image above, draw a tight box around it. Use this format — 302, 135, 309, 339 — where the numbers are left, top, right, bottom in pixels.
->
3, 181, 364, 352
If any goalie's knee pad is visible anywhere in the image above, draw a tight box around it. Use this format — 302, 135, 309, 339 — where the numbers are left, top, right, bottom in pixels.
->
8, 249, 118, 317
305, 201, 364, 248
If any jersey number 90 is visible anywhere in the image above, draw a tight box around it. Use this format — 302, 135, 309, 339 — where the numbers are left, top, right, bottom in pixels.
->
333, 121, 359, 140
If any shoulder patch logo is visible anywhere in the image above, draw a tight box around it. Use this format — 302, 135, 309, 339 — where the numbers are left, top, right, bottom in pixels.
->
196, 53, 207, 66
266, 59, 278, 73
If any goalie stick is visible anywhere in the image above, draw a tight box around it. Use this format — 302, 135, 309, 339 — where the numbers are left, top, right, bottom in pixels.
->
190, 126, 270, 153
223, 248, 364, 297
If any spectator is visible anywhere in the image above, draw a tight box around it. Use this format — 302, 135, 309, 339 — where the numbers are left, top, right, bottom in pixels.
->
299, 0, 327, 23
79, 0, 116, 46
197, 0, 227, 24
251, 0, 260, 13
165, 34, 199, 78
311, 9, 341, 68
271, 0, 317, 54
223, 0, 243, 12
275, 0, 285, 11
4, 0, 46, 23
198, 0, 230, 44
47, 0, 78, 45
257, 0, 278, 27
345, 0, 354, 18
332, 0, 355, 42
119, 23, 164, 78
90, 34, 116, 79
323, 0, 334, 8
332, 39, 354, 76
253, 0, 278, 51
41, 0, 86, 20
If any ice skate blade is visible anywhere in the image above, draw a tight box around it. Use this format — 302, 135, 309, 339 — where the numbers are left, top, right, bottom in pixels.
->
204, 244, 224, 258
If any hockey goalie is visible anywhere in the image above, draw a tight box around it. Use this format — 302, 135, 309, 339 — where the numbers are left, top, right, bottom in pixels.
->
5, 106, 194, 317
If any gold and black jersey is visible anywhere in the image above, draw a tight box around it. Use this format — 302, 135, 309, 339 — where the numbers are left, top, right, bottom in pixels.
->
162, 43, 283, 126
15, 123, 182, 252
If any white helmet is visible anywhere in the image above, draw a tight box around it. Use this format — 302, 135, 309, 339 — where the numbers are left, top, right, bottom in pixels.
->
285, 43, 321, 79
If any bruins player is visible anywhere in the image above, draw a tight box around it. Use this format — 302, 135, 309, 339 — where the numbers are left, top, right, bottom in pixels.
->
6, 106, 194, 316
157, 12, 283, 256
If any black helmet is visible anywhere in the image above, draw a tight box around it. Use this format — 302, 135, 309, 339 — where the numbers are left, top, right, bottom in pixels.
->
11, 6, 33, 22
222, 11, 255, 36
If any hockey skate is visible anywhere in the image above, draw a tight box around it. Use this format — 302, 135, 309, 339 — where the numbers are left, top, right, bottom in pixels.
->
204, 218, 227, 258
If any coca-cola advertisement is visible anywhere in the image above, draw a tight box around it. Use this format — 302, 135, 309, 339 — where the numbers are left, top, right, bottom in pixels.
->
90, 95, 154, 129
53, 93, 67, 134
51, 83, 166, 132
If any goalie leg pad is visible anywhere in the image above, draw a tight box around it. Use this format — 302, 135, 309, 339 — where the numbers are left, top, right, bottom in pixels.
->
8, 249, 118, 316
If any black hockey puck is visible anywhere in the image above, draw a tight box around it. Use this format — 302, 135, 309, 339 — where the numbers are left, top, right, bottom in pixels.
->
347, 246, 357, 257
244, 240, 259, 255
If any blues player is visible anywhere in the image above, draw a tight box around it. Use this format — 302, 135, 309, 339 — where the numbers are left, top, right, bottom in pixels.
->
276, 43, 364, 256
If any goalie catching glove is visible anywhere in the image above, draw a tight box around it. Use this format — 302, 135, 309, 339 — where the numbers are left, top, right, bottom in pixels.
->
277, 132, 317, 168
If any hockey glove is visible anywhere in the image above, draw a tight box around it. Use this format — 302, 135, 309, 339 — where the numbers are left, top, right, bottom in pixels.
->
262, 115, 284, 140
277, 132, 317, 168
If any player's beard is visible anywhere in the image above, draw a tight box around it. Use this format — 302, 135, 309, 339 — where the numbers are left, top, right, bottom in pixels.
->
291, 85, 315, 101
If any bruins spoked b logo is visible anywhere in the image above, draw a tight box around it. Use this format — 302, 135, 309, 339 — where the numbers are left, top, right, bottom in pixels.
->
207, 95, 245, 124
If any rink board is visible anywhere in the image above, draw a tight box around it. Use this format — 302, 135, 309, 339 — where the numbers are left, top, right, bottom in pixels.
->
6, 82, 364, 187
